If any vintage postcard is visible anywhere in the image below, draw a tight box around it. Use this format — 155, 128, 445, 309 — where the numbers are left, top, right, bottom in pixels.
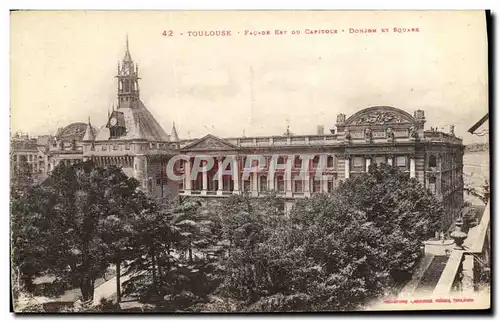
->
10, 10, 490, 313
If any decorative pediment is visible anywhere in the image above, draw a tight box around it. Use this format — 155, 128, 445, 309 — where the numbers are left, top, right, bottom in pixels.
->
345, 106, 416, 126
181, 134, 237, 151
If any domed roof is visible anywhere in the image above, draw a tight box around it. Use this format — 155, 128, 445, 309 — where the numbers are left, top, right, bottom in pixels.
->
56, 122, 88, 140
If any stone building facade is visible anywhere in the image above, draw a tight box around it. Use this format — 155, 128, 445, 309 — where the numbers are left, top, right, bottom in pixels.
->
80, 37, 179, 199
11, 39, 465, 230
176, 106, 464, 229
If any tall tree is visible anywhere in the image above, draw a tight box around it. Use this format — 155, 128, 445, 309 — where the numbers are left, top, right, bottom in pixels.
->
218, 164, 444, 311
11, 161, 143, 302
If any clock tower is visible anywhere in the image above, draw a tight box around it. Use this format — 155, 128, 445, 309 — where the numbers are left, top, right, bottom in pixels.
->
116, 35, 140, 109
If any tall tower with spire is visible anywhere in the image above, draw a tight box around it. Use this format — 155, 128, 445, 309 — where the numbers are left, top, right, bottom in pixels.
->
116, 35, 140, 109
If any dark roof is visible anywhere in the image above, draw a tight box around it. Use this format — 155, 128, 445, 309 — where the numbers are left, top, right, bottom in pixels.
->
467, 113, 489, 134
95, 99, 170, 142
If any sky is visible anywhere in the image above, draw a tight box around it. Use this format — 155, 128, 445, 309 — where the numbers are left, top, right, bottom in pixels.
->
10, 10, 489, 144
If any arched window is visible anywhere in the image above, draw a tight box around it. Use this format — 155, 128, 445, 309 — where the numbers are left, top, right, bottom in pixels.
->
312, 155, 320, 168
124, 80, 130, 92
429, 155, 437, 168
327, 155, 334, 168
294, 156, 302, 168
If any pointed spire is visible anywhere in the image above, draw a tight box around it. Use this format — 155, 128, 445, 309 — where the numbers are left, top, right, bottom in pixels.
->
123, 34, 132, 62
171, 121, 179, 141
83, 116, 95, 141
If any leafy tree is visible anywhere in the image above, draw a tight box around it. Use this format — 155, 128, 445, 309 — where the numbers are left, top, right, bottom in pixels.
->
11, 161, 143, 302
122, 195, 181, 302
217, 164, 443, 311
123, 197, 226, 308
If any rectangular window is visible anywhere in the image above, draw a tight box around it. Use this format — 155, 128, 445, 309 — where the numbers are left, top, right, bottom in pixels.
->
277, 176, 285, 192
125, 143, 130, 150
313, 178, 321, 192
429, 176, 436, 194
102, 145, 107, 151
375, 156, 385, 165
294, 180, 303, 193
260, 176, 268, 192
243, 180, 251, 191
396, 156, 407, 167
328, 178, 335, 192
353, 157, 364, 168
156, 174, 168, 186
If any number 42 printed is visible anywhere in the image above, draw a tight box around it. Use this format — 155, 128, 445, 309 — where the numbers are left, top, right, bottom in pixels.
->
162, 30, 173, 36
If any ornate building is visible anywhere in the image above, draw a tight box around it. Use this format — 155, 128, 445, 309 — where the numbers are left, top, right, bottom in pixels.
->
12, 39, 465, 230
176, 106, 464, 229
80, 37, 179, 199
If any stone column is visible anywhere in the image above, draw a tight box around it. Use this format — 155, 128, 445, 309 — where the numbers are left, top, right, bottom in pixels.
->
410, 157, 416, 178
217, 157, 223, 195
322, 174, 329, 193
268, 157, 275, 191
252, 171, 258, 197
133, 155, 147, 191
184, 157, 192, 194
365, 157, 371, 172
304, 160, 311, 197
286, 155, 293, 197
232, 156, 240, 194
344, 157, 350, 179
387, 156, 393, 166
201, 160, 208, 195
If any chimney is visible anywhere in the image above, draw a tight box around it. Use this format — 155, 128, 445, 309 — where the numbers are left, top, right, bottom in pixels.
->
317, 125, 324, 135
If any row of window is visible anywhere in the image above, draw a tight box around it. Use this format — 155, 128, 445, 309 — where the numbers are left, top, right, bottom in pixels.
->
351, 155, 407, 168
428, 153, 462, 169
88, 142, 171, 152
178, 155, 337, 171
182, 175, 337, 193
240, 155, 336, 168
13, 154, 40, 162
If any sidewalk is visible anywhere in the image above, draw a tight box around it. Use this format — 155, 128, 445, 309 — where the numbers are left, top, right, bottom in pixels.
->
92, 273, 133, 305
